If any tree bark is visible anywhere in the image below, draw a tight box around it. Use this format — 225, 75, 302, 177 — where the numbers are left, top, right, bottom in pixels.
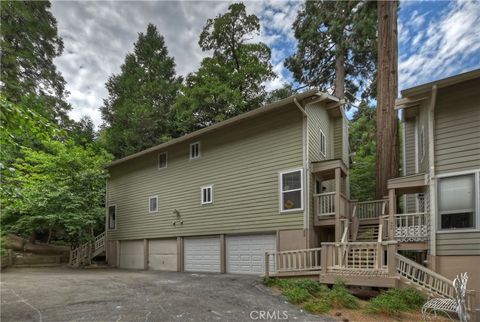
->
334, 50, 345, 99
376, 0, 399, 199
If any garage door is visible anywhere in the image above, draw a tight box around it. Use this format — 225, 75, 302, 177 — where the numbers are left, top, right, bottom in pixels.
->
226, 234, 276, 275
119, 240, 144, 269
149, 238, 177, 271
184, 236, 220, 273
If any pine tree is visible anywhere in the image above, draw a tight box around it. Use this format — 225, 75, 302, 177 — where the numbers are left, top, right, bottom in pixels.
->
0, 1, 70, 123
100, 24, 182, 158
175, 3, 275, 133
285, 1, 377, 101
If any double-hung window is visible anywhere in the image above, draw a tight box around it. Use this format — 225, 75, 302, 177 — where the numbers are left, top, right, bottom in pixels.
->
320, 130, 326, 157
280, 169, 304, 212
108, 205, 116, 230
149, 196, 158, 213
190, 142, 201, 159
201, 185, 213, 204
158, 152, 167, 169
438, 174, 476, 230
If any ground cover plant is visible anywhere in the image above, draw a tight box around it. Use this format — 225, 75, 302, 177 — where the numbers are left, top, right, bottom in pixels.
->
264, 278, 429, 320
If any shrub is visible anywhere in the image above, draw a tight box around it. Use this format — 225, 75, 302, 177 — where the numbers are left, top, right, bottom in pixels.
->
282, 287, 310, 304
303, 298, 331, 314
328, 282, 359, 309
291, 279, 327, 295
366, 288, 426, 316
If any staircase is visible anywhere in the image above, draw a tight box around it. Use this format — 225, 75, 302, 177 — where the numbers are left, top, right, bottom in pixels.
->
69, 232, 106, 267
355, 225, 379, 241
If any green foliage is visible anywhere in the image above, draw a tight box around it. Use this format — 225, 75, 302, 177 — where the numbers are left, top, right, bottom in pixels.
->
175, 3, 275, 133
0, 1, 70, 123
286, 1, 377, 101
282, 287, 310, 304
349, 102, 376, 201
329, 282, 359, 309
366, 288, 426, 316
101, 23, 182, 158
303, 298, 331, 314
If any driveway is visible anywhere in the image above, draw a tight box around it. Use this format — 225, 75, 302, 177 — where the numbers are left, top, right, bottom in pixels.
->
1, 267, 333, 322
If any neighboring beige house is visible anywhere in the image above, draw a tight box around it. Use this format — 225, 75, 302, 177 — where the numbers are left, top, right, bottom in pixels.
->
392, 69, 480, 292
101, 89, 349, 274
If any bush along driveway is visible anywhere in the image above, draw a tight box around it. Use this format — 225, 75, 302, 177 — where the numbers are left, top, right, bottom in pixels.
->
264, 278, 451, 322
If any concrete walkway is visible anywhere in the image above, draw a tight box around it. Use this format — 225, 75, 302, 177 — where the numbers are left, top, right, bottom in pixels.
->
1, 267, 334, 322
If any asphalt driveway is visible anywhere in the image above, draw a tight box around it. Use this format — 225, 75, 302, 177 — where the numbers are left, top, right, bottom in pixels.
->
1, 267, 333, 322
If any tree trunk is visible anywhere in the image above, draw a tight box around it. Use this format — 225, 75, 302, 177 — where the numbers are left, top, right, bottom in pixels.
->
334, 50, 345, 99
376, 0, 399, 199
46, 228, 52, 244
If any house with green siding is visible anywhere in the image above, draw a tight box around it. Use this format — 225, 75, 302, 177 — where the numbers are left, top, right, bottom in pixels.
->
102, 89, 349, 274
391, 69, 480, 294
70, 70, 479, 314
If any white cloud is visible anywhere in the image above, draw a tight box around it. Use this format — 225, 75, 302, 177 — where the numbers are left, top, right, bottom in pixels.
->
399, 0, 480, 90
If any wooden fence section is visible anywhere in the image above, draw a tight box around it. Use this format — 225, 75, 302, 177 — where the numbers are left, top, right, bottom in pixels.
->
314, 192, 335, 216
394, 213, 428, 242
353, 200, 387, 220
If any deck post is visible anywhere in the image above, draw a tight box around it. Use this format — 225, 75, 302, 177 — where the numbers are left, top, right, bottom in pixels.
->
264, 253, 269, 278
321, 245, 328, 275
388, 189, 396, 240
334, 167, 342, 242
387, 243, 397, 276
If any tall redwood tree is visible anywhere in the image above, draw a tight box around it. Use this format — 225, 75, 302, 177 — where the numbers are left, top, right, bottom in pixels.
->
376, 0, 399, 198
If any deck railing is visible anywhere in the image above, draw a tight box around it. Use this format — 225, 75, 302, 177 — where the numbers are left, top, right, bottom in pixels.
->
394, 213, 428, 242
322, 241, 389, 271
264, 248, 322, 276
353, 200, 387, 220
314, 192, 335, 216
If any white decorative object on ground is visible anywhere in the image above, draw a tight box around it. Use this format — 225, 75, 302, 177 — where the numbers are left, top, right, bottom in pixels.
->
422, 272, 469, 321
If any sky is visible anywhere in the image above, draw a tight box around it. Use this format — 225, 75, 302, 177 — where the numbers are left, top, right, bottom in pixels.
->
51, 0, 480, 128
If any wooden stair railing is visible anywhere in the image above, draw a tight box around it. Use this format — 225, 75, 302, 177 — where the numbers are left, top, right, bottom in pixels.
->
69, 231, 106, 267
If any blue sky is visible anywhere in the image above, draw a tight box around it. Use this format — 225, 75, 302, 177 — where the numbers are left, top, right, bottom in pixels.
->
51, 0, 480, 127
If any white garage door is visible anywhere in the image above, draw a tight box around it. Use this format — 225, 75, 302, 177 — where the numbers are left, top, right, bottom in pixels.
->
184, 236, 220, 273
149, 238, 177, 271
226, 234, 276, 275
120, 240, 144, 269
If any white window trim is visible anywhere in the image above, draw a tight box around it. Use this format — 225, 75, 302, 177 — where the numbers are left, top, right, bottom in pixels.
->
319, 129, 326, 157
158, 152, 167, 169
190, 141, 201, 160
108, 204, 117, 230
436, 169, 480, 233
149, 195, 159, 213
201, 185, 213, 205
279, 168, 304, 213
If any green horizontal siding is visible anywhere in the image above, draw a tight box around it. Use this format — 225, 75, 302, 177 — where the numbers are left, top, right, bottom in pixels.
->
306, 103, 330, 161
436, 232, 480, 256
434, 79, 480, 174
107, 106, 305, 240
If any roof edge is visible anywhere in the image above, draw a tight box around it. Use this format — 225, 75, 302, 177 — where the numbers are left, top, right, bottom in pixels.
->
107, 89, 339, 168
401, 68, 480, 97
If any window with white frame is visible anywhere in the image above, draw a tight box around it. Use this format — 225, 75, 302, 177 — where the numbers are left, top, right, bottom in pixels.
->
108, 205, 116, 230
190, 142, 201, 159
158, 152, 167, 169
320, 130, 326, 157
149, 196, 158, 213
280, 169, 303, 212
438, 174, 476, 230
201, 185, 213, 204
419, 126, 425, 161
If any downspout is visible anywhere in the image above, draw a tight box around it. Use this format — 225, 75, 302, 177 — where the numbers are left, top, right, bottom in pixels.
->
428, 85, 438, 259
295, 97, 309, 248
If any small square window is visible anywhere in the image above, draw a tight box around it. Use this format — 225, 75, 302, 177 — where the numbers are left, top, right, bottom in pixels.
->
108, 205, 116, 230
190, 142, 201, 159
158, 152, 167, 169
149, 196, 158, 213
201, 185, 213, 204
320, 130, 326, 157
